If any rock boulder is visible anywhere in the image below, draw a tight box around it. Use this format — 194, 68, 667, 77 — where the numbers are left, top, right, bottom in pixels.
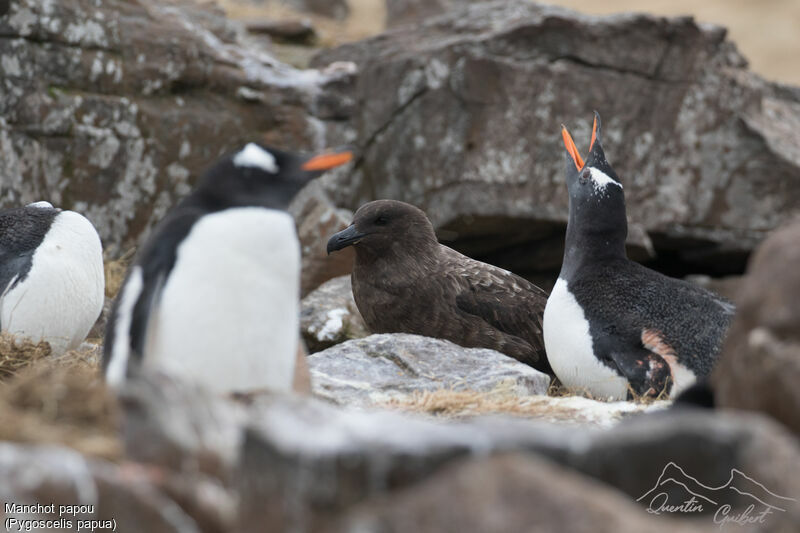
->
713, 217, 800, 435
236, 394, 800, 532
313, 0, 800, 278
308, 333, 552, 406
300, 274, 368, 352
0, 0, 352, 260
343, 453, 707, 533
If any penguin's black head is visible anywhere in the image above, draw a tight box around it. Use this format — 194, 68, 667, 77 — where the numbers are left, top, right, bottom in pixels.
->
326, 200, 438, 258
195, 143, 353, 210
561, 112, 627, 243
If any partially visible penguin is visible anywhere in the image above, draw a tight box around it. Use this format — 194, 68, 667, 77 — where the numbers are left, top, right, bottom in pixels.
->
103, 143, 352, 394
543, 113, 734, 400
0, 201, 104, 354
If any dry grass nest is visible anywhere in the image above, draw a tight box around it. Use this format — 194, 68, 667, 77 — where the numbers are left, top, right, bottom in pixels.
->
104, 248, 135, 299
0, 333, 121, 460
0, 333, 53, 380
381, 380, 664, 422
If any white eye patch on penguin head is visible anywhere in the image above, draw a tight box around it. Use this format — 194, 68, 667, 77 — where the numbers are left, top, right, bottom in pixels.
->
580, 167, 623, 194
233, 143, 280, 174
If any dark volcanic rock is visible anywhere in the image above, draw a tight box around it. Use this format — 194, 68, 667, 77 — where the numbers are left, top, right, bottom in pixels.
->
308, 333, 551, 406
0, 0, 352, 256
300, 275, 368, 352
713, 218, 800, 435
312, 0, 800, 278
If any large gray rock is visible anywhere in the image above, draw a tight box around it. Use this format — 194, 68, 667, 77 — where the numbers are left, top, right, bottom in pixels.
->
0, 442, 202, 532
0, 0, 352, 256
0, 443, 97, 525
91, 462, 204, 533
236, 395, 800, 532
313, 1, 800, 278
343, 453, 707, 533
117, 375, 247, 483
564, 410, 800, 525
308, 333, 551, 406
713, 217, 800, 435
300, 274, 369, 352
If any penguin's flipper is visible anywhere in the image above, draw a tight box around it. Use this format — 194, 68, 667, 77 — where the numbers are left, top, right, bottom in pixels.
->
104, 208, 203, 380
0, 207, 60, 330
0, 255, 30, 296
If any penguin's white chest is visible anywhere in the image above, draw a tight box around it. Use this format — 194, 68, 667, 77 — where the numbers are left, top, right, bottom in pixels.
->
1, 211, 104, 354
144, 207, 299, 394
543, 278, 629, 400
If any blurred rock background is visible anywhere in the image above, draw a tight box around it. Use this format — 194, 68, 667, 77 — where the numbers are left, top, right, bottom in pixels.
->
4, 0, 799, 298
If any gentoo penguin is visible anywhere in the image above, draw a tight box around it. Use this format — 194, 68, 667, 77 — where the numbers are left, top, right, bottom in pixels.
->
103, 143, 352, 394
327, 200, 552, 374
543, 112, 734, 400
0, 201, 104, 354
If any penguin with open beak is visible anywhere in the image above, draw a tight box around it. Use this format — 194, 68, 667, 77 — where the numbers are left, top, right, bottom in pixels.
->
103, 143, 352, 394
543, 112, 734, 400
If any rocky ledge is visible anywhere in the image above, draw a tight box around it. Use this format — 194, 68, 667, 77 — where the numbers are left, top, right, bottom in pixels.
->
3, 374, 798, 532
313, 0, 800, 280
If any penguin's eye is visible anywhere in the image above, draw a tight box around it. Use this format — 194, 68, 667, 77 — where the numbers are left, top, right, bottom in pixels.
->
374, 216, 389, 226
579, 168, 591, 185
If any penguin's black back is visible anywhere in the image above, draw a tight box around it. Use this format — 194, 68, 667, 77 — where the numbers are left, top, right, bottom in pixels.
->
568, 257, 734, 377
0, 206, 59, 294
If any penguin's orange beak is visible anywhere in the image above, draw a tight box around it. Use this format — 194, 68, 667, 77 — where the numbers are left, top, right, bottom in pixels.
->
562, 126, 584, 171
301, 150, 353, 171
561, 114, 599, 171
